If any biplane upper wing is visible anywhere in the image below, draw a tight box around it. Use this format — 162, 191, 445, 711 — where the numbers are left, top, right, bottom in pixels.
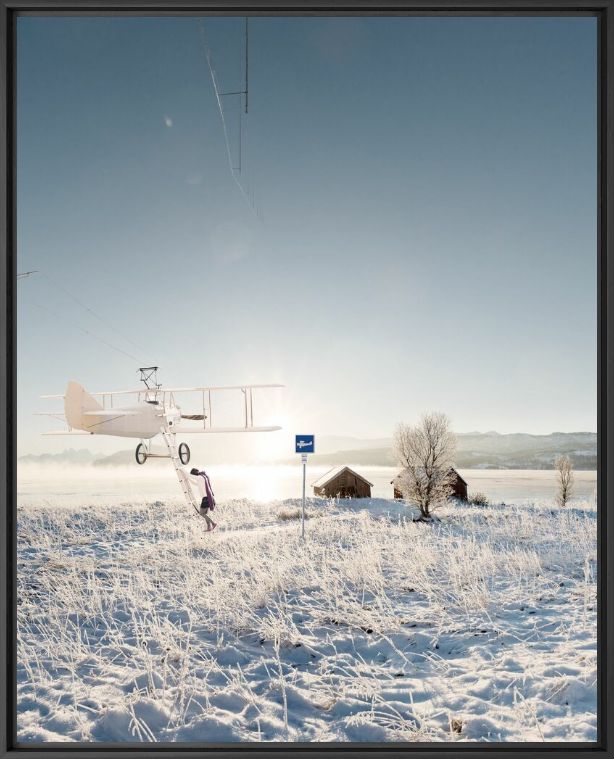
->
153, 384, 284, 393
41, 384, 284, 399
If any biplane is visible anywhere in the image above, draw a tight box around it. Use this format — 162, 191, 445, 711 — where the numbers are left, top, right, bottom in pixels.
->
39, 367, 283, 515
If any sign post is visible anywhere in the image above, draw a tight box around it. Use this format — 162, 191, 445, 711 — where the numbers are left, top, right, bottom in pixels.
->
295, 435, 315, 539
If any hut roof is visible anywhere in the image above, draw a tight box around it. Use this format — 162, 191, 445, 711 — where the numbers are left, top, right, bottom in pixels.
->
451, 468, 468, 486
312, 466, 374, 489
391, 467, 467, 486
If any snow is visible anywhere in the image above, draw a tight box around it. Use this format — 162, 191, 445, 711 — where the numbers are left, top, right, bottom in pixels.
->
17, 495, 597, 743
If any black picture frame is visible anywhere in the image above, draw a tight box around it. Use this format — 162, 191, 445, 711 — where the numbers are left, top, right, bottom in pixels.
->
1, 1, 612, 757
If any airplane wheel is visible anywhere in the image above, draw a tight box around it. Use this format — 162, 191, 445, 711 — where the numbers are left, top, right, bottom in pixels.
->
178, 442, 190, 465
135, 443, 147, 465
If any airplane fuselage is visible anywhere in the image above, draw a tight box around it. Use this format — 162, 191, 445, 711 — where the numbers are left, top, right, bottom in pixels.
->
64, 381, 181, 438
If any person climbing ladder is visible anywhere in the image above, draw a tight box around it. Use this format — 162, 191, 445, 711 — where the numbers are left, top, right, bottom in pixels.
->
189, 467, 217, 532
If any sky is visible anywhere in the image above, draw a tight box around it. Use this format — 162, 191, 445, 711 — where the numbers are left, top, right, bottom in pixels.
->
16, 15, 597, 456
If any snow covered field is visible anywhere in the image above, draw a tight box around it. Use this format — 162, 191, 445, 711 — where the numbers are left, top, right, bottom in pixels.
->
17, 493, 597, 744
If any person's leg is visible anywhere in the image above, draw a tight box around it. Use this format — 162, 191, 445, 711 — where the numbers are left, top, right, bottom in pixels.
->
199, 497, 211, 527
201, 508, 215, 530
199, 498, 216, 531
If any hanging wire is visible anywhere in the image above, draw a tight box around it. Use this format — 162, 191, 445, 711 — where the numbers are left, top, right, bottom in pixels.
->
31, 303, 141, 364
40, 272, 149, 355
197, 19, 259, 218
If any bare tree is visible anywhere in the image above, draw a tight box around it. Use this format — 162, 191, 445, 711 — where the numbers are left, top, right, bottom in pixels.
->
393, 412, 457, 520
555, 454, 574, 507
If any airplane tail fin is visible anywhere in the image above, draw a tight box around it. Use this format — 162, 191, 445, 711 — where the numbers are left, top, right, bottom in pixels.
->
64, 381, 102, 430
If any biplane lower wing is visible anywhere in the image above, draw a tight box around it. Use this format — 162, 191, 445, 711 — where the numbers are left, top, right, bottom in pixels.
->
41, 426, 281, 436
173, 425, 282, 434
43, 430, 94, 435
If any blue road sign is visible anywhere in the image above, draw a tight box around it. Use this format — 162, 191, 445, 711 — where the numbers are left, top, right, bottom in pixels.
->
295, 435, 315, 454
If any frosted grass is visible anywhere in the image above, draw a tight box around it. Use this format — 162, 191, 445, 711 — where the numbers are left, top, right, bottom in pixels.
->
17, 497, 597, 743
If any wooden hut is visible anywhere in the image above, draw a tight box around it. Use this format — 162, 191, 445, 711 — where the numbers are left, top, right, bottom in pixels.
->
391, 468, 468, 501
313, 466, 373, 498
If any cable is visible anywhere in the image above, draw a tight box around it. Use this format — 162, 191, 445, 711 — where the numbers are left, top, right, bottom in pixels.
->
40, 272, 149, 356
198, 20, 258, 218
31, 303, 141, 364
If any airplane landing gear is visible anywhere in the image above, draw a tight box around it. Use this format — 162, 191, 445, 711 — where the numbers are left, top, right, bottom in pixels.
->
135, 442, 147, 465
178, 442, 190, 465
135, 439, 190, 465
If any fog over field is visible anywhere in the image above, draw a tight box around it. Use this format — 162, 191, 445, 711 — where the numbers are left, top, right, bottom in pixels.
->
17, 462, 598, 508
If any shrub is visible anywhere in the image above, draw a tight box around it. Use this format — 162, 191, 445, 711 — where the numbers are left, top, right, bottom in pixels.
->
470, 492, 489, 506
277, 508, 302, 521
277, 508, 320, 521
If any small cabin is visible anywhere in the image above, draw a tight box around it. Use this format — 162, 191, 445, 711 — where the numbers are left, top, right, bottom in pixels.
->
391, 468, 468, 501
312, 466, 373, 498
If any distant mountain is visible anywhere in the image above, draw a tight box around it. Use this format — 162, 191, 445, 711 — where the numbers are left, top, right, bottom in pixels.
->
454, 431, 596, 469
20, 447, 161, 468
92, 450, 136, 466
300, 432, 597, 470
18, 448, 100, 465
